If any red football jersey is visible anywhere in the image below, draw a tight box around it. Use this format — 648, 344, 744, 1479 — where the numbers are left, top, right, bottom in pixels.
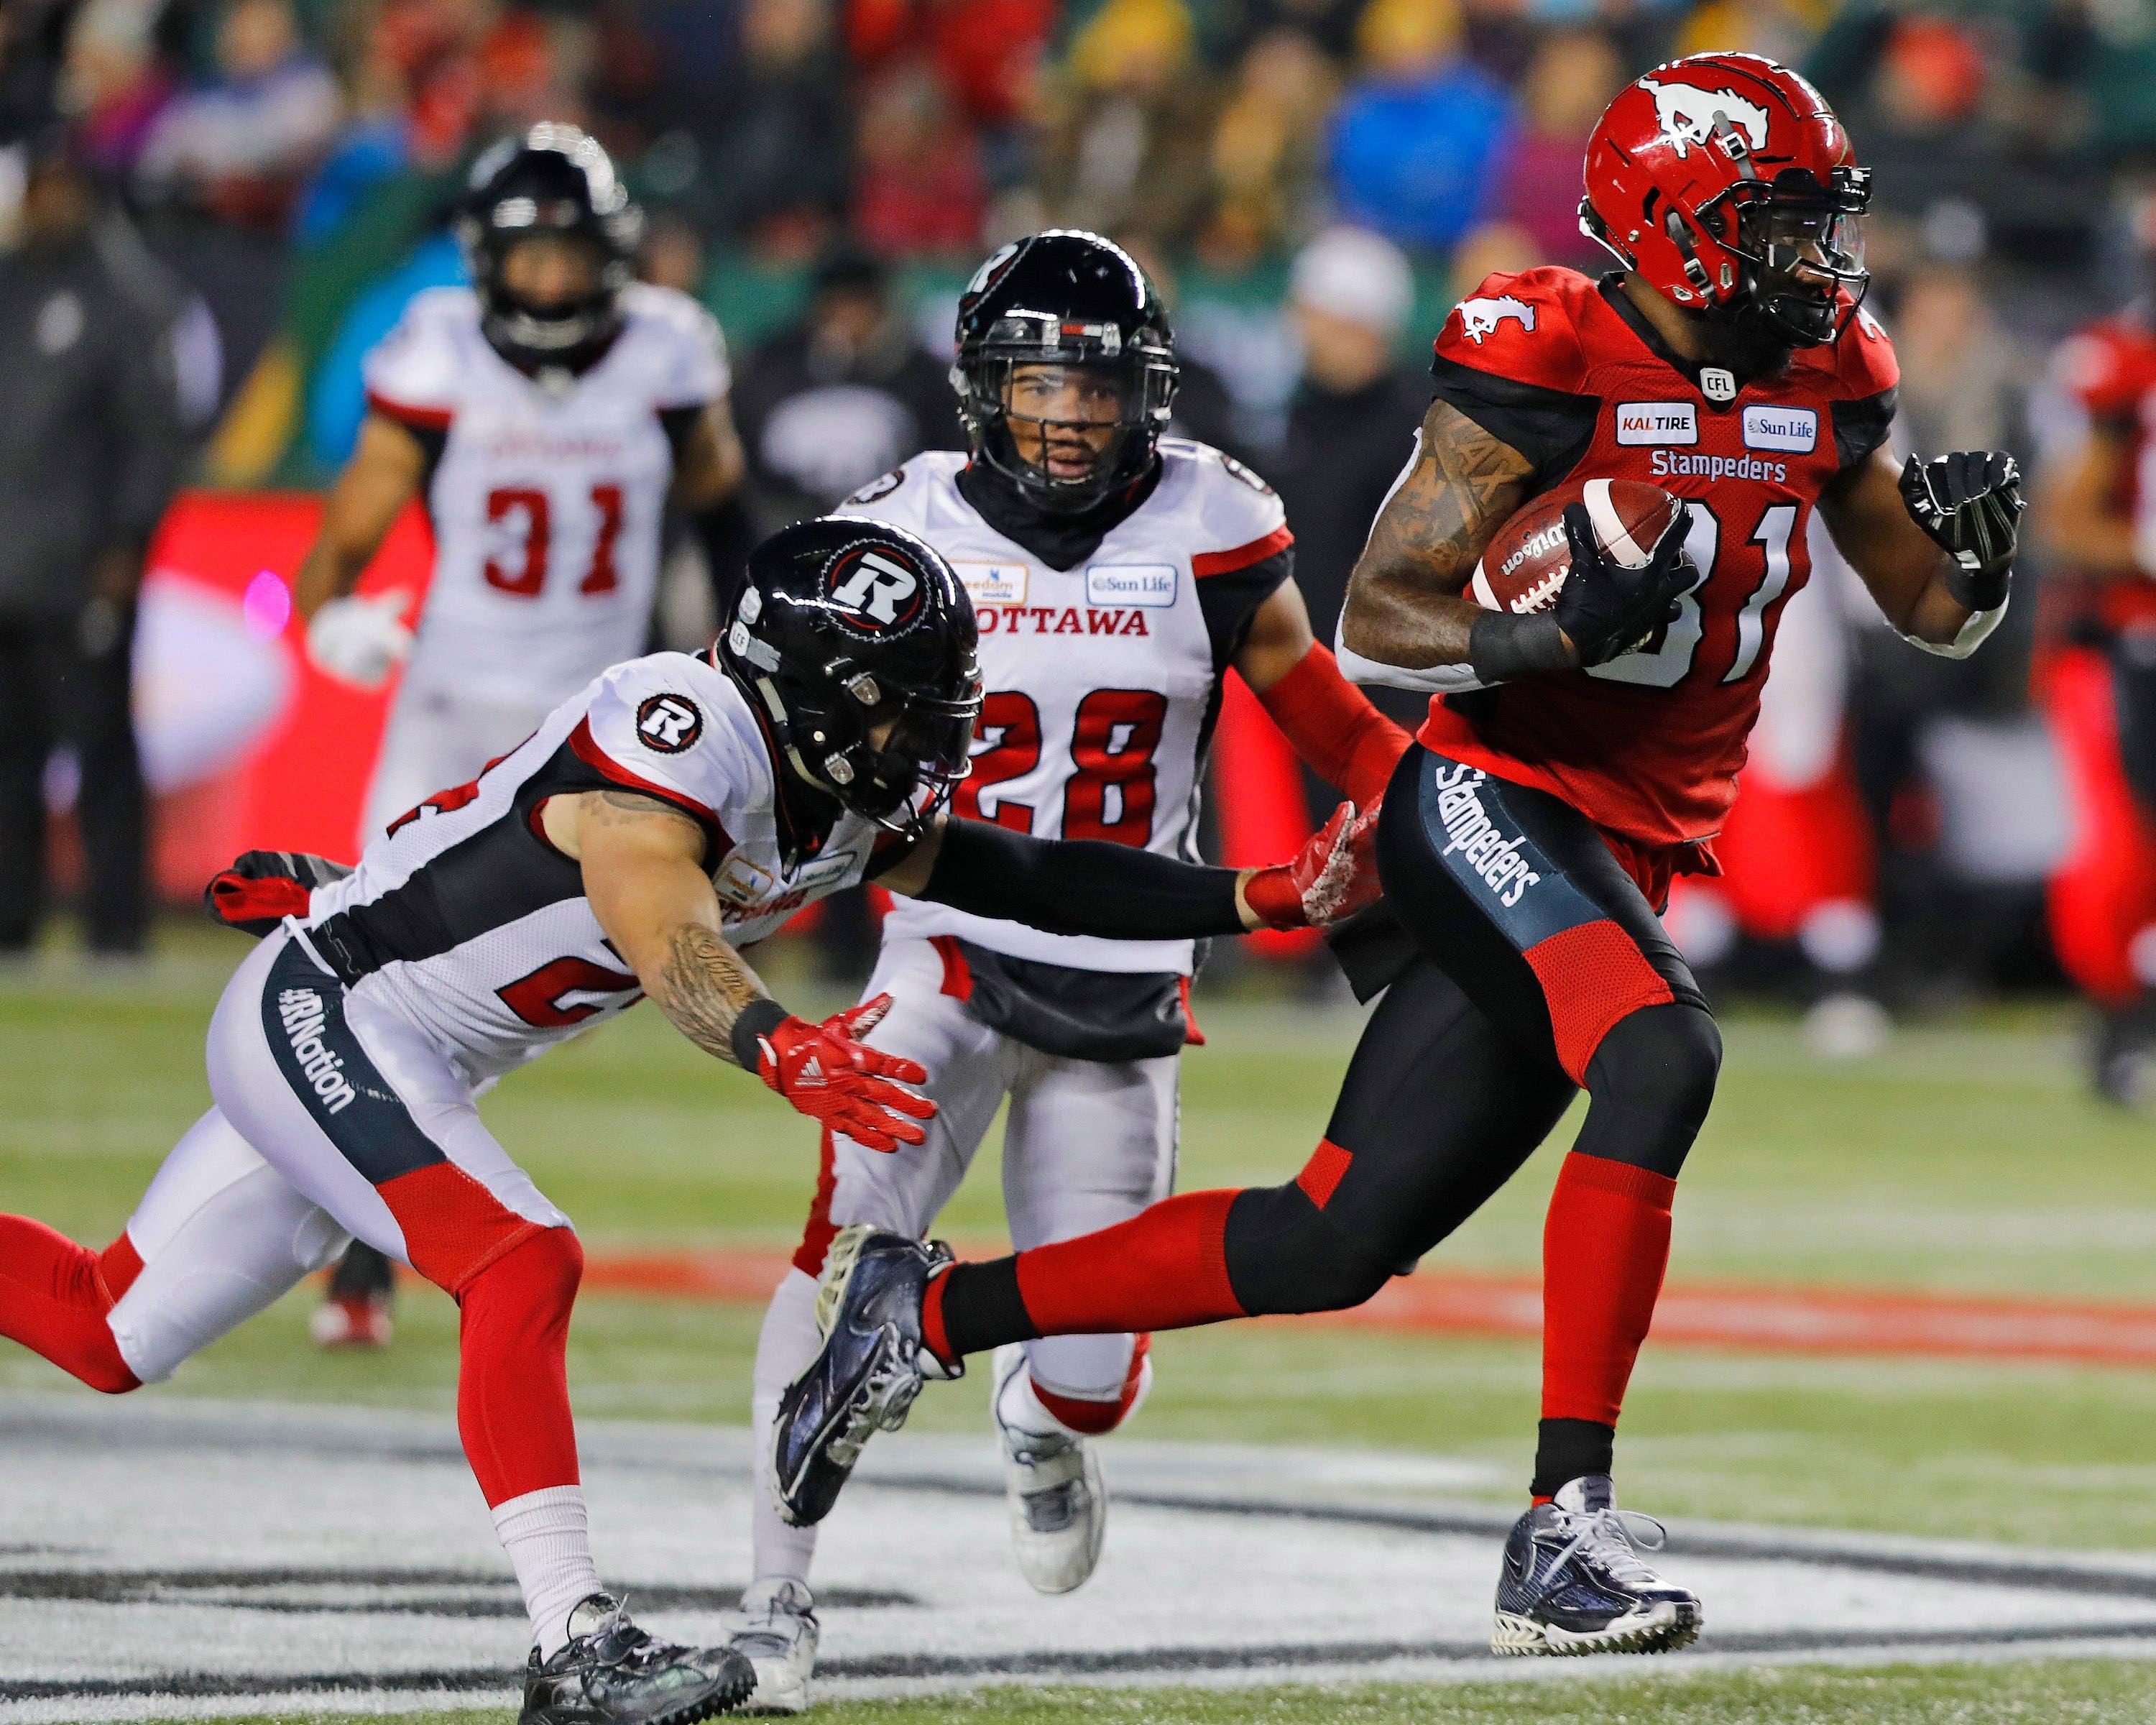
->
2050, 310, 2156, 632
1418, 266, 1899, 852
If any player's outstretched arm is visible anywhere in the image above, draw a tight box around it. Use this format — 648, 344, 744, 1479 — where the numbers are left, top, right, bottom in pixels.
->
1821, 446, 2024, 659
293, 413, 430, 688
1337, 397, 1552, 690
560, 789, 933, 1151
1234, 582, 1411, 809
874, 805, 1382, 938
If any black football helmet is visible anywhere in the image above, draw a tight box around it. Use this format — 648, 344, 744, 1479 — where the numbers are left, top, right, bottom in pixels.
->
952, 230, 1179, 513
459, 124, 642, 373
720, 518, 982, 840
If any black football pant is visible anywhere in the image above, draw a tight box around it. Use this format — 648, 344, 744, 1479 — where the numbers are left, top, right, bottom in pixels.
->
1220, 744, 1720, 1315
0, 611, 148, 954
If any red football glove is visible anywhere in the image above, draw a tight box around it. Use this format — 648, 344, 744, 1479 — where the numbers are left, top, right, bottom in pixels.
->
1240, 801, 1386, 930
751, 994, 936, 1153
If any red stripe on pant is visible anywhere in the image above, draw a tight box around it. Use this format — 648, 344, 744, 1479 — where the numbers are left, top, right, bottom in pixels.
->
0, 1218, 144, 1394
1542, 1151, 1677, 1428
1030, 1334, 1152, 1435
1521, 921, 1674, 1084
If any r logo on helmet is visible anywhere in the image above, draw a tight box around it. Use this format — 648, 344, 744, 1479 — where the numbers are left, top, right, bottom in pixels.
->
635, 693, 703, 753
825, 544, 927, 635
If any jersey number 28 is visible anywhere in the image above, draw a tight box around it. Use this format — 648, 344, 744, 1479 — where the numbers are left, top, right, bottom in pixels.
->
955, 689, 1168, 845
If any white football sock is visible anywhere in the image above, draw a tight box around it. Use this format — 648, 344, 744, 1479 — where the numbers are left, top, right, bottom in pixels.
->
493, 1485, 604, 1658
750, 1268, 824, 1591
998, 1354, 1077, 1440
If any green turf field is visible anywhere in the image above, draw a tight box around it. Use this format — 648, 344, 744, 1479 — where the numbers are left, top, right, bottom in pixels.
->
6, 928, 2156, 1720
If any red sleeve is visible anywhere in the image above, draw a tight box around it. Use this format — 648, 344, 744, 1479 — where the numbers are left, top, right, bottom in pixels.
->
1253, 641, 1412, 809
1826, 304, 1901, 470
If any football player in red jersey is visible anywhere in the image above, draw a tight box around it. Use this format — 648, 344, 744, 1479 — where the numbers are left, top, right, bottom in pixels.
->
767, 55, 2026, 1657
2037, 276, 2156, 1103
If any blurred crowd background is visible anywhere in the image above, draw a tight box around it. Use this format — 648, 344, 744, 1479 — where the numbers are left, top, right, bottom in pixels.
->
3, 0, 2155, 1054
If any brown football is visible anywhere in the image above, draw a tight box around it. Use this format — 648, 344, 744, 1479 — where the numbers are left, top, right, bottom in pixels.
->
1468, 478, 1685, 617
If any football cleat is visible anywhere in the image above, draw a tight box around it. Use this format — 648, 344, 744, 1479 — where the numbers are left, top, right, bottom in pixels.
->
992, 1346, 1107, 1595
727, 1578, 819, 1715
771, 1224, 957, 1527
1491, 1476, 1701, 1656
520, 1592, 754, 1725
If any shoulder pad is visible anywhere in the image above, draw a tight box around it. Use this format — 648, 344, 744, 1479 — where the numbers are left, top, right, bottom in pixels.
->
363, 288, 475, 428
1166, 440, 1289, 571
622, 285, 732, 410
576, 656, 768, 842
1432, 268, 1591, 393
1831, 302, 1900, 400
2053, 321, 2156, 418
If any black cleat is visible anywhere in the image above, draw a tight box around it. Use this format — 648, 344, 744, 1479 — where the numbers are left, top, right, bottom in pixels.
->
771, 1224, 957, 1526
1491, 1476, 1701, 1656
520, 1593, 754, 1725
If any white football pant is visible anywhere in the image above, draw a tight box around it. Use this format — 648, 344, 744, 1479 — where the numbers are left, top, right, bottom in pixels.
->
749, 935, 1179, 1588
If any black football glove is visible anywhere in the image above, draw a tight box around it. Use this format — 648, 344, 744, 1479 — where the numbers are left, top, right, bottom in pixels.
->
204, 850, 353, 937
1554, 499, 1697, 668
1899, 451, 2024, 612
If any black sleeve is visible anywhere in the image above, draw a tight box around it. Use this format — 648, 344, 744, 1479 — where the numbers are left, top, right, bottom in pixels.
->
658, 402, 704, 461
913, 819, 1246, 939
1832, 387, 1898, 470
1196, 543, 1294, 673
1428, 356, 1600, 489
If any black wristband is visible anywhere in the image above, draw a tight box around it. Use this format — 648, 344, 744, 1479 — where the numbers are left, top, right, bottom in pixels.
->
729, 997, 791, 1072
1468, 610, 1570, 684
1942, 558, 2009, 616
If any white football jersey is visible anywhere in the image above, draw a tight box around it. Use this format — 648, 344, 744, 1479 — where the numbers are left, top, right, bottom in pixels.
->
365, 283, 730, 707
844, 440, 1292, 974
298, 651, 885, 1083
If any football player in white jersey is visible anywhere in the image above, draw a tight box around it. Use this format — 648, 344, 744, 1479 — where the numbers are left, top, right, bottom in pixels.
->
0, 517, 1375, 1725
729, 231, 1411, 1709
292, 124, 744, 1345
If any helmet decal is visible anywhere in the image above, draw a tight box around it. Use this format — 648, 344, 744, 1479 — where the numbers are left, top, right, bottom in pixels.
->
824, 543, 929, 635
1639, 74, 1770, 159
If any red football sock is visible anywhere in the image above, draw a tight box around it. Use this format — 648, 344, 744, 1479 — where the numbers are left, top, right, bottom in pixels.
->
1015, 1190, 1245, 1337
1541, 1152, 1677, 1428
0, 1215, 142, 1394
456, 1227, 584, 1507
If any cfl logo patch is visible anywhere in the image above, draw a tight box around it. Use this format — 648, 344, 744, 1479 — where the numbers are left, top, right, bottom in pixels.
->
635, 693, 702, 753
826, 546, 925, 633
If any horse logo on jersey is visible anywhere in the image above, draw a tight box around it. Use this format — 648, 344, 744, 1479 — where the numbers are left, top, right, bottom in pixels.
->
1457, 296, 1536, 345
823, 542, 929, 638
635, 693, 704, 753
1639, 75, 1770, 159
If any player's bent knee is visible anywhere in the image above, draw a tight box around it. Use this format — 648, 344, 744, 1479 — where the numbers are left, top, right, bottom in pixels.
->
1224, 1185, 1395, 1315
1583, 1002, 1723, 1174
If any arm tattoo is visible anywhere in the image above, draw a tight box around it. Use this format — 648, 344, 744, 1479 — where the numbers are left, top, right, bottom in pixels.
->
651, 922, 769, 1067
1341, 398, 1536, 670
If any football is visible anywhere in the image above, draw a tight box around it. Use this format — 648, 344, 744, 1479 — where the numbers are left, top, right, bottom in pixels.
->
1468, 477, 1685, 617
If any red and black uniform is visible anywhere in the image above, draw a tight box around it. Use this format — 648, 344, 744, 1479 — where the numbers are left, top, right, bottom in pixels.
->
923, 266, 1909, 1496
2043, 311, 2156, 1006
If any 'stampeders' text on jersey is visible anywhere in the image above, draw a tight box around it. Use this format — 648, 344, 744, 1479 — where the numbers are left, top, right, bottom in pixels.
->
841, 441, 1291, 973
366, 283, 729, 707
296, 653, 883, 1083
1422, 266, 1899, 850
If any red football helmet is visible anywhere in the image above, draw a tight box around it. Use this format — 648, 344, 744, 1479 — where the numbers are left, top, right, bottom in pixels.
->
1581, 53, 1870, 347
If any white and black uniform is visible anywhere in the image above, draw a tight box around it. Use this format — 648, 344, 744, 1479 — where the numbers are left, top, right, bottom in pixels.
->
749, 439, 1294, 1583
359, 283, 729, 847
100, 652, 879, 1386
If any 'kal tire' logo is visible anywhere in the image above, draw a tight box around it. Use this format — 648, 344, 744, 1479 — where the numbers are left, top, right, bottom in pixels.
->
635, 693, 703, 753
